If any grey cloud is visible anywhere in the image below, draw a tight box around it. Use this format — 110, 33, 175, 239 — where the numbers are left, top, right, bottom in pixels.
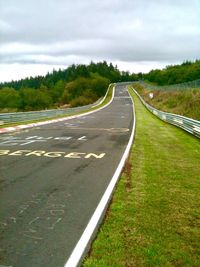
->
0, 0, 199, 69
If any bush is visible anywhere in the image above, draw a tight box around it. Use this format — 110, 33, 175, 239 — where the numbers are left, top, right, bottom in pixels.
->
0, 87, 21, 109
70, 96, 93, 107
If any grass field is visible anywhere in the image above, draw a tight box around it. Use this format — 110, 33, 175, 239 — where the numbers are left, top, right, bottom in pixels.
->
134, 83, 200, 120
83, 87, 200, 267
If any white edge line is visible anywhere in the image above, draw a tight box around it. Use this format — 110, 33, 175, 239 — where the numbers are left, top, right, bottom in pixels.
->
64, 85, 136, 267
0, 84, 114, 134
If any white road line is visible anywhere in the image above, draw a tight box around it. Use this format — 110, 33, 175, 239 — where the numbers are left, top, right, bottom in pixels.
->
65, 127, 129, 133
64, 87, 136, 267
77, 136, 87, 141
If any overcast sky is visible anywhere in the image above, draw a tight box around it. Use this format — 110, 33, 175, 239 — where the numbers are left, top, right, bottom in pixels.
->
0, 0, 200, 82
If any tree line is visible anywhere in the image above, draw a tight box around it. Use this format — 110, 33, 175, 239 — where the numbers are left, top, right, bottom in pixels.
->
144, 60, 200, 85
0, 60, 199, 112
0, 61, 138, 90
0, 61, 138, 112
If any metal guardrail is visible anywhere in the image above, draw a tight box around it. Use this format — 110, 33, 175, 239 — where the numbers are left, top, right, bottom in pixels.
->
140, 79, 200, 91
0, 86, 113, 127
131, 86, 200, 139
0, 102, 98, 126
0, 83, 115, 127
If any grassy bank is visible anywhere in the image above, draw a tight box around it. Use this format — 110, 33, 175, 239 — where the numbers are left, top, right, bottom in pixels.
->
83, 88, 200, 267
134, 83, 200, 120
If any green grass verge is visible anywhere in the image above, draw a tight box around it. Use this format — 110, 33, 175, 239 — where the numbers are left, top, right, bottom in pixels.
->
83, 87, 200, 267
0, 85, 113, 128
134, 83, 200, 120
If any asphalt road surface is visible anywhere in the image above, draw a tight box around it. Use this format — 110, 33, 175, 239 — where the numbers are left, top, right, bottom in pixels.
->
0, 84, 134, 267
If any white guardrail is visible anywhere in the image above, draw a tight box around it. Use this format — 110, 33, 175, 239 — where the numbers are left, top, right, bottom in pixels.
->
131, 86, 200, 139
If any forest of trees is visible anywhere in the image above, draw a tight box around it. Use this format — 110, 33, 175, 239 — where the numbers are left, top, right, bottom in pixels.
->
144, 59, 200, 85
0, 60, 199, 112
0, 61, 138, 112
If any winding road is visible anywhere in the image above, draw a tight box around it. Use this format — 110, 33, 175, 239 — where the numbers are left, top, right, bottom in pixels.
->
0, 84, 134, 267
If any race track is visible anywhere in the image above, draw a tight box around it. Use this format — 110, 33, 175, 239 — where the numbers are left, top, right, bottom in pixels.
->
0, 84, 134, 267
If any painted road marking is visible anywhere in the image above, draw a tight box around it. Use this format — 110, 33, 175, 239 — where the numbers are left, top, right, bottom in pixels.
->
0, 194, 67, 232
0, 135, 88, 146
0, 139, 46, 146
0, 85, 115, 135
0, 194, 67, 250
77, 136, 87, 141
65, 127, 129, 133
0, 150, 106, 159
